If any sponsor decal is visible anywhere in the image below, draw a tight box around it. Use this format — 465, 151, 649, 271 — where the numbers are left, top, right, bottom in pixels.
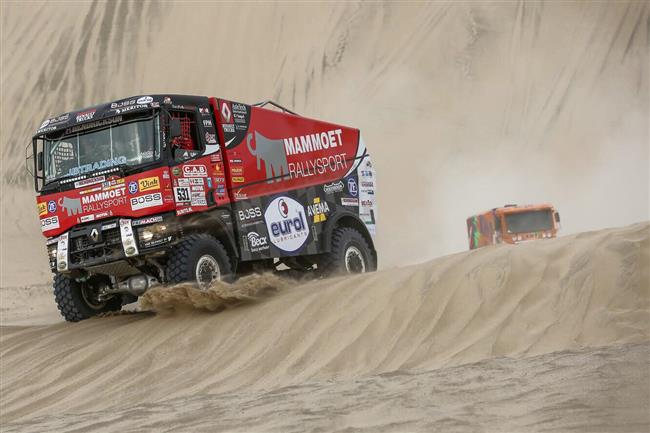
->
231, 166, 244, 175
74, 175, 106, 189
323, 181, 344, 194
232, 176, 245, 183
174, 187, 191, 202
47, 200, 57, 213
132, 215, 164, 227
264, 196, 309, 252
41, 216, 60, 232
288, 154, 348, 180
283, 129, 343, 156
183, 165, 208, 177
177, 207, 194, 216
361, 181, 374, 188
234, 190, 248, 200
191, 186, 204, 192
216, 185, 225, 195
347, 178, 358, 197
82, 188, 126, 205
230, 158, 243, 164
67, 155, 127, 176
80, 186, 102, 195
199, 107, 210, 116
307, 197, 330, 223
38, 202, 47, 216
191, 197, 207, 206
172, 167, 181, 176
102, 222, 118, 230
361, 199, 374, 207
189, 178, 203, 185
130, 192, 163, 211
205, 132, 217, 144
177, 178, 190, 187
38, 114, 70, 132
138, 176, 160, 192
207, 178, 212, 188
143, 236, 173, 248
102, 178, 125, 190
80, 187, 128, 213
58, 196, 82, 216
80, 214, 95, 223
238, 206, 262, 221
65, 115, 122, 134
247, 232, 269, 252
76, 109, 96, 123
136, 96, 153, 105
96, 211, 111, 219
162, 170, 170, 179
220, 101, 232, 123
128, 181, 139, 194
341, 198, 359, 207
202, 119, 213, 128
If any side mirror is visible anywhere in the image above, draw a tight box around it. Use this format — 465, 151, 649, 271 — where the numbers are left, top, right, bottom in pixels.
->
170, 118, 182, 139
554, 212, 560, 223
37, 151, 44, 171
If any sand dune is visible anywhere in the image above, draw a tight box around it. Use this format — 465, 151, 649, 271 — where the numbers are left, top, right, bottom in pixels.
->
1, 1, 649, 431
1, 223, 648, 428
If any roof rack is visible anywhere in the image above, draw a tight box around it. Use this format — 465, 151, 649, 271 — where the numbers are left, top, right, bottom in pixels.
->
252, 100, 299, 116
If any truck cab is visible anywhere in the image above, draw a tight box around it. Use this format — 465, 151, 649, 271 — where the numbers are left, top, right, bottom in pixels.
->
467, 204, 560, 250
30, 95, 378, 321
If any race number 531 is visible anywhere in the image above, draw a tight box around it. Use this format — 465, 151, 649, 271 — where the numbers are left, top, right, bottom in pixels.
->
174, 187, 191, 203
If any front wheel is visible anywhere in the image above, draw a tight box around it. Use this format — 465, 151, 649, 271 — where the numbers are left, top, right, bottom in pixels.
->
166, 234, 234, 289
318, 227, 376, 276
53, 274, 122, 322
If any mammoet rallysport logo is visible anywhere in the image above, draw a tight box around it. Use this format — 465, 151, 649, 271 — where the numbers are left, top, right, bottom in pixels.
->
264, 196, 309, 252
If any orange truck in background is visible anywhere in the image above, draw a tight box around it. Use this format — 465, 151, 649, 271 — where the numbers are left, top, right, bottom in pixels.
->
467, 204, 560, 250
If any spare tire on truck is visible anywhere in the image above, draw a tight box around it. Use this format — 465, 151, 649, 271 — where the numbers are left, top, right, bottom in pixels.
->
166, 234, 234, 289
54, 274, 122, 322
318, 227, 376, 276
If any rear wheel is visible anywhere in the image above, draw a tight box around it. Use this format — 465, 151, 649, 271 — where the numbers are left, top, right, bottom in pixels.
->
53, 274, 122, 322
166, 234, 234, 289
318, 227, 376, 276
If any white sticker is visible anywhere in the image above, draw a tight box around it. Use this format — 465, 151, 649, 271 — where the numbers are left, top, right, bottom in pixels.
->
264, 196, 309, 252
41, 215, 60, 232
174, 187, 191, 203
130, 192, 163, 211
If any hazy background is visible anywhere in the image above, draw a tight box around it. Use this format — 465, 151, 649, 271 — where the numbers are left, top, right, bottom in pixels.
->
1, 1, 648, 286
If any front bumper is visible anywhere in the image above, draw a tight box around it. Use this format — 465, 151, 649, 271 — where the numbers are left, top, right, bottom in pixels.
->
49, 213, 178, 272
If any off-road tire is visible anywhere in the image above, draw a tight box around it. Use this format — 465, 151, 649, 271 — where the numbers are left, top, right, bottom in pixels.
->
166, 234, 234, 286
53, 274, 122, 322
318, 227, 376, 276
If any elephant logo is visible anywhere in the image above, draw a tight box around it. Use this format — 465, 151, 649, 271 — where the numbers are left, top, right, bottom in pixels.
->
58, 196, 82, 217
247, 131, 289, 183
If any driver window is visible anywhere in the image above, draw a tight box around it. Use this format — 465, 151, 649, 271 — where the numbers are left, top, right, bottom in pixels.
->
170, 111, 201, 160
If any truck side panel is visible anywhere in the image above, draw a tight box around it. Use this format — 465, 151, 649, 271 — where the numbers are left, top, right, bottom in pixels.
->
210, 98, 376, 261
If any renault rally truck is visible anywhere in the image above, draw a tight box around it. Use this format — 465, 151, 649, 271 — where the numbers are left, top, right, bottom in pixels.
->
30, 95, 377, 321
467, 204, 560, 249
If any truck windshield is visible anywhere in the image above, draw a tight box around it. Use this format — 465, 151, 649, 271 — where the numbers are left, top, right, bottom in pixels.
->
504, 210, 553, 233
43, 115, 160, 184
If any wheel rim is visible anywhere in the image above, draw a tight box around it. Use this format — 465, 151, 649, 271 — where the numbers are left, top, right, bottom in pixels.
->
81, 283, 107, 310
196, 255, 221, 290
344, 246, 366, 273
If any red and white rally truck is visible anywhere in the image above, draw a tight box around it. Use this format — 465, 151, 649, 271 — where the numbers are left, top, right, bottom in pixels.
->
29, 95, 377, 321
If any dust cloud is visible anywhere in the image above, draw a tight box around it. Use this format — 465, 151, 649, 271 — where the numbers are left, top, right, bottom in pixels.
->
140, 273, 291, 313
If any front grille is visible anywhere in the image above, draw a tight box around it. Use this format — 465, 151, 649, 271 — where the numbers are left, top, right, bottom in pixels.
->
69, 222, 124, 266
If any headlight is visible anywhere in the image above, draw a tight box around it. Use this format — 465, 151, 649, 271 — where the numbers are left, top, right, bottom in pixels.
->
138, 223, 171, 246
48, 245, 57, 260
140, 229, 154, 242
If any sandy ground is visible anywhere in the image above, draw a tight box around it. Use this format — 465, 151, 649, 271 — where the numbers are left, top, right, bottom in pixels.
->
1, 223, 648, 431
2, 342, 648, 433
1, 1, 649, 431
